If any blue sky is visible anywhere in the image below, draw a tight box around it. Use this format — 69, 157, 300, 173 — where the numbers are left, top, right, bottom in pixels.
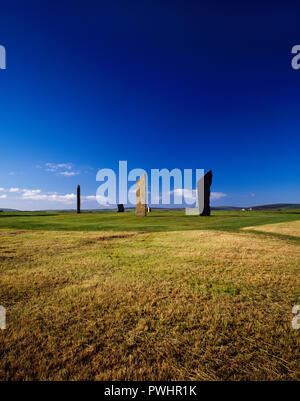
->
0, 0, 300, 210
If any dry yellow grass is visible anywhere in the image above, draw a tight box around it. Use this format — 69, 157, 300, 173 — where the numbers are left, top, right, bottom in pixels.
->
0, 229, 299, 380
243, 219, 300, 237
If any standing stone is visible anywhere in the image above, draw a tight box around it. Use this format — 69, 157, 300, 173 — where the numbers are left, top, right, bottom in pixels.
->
0, 305, 6, 330
77, 185, 81, 214
117, 204, 124, 212
147, 207, 151, 213
136, 174, 147, 216
197, 170, 212, 216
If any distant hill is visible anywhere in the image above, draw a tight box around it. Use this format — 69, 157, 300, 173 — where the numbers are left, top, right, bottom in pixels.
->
211, 206, 242, 211
1, 204, 299, 213
212, 204, 300, 211
251, 203, 300, 210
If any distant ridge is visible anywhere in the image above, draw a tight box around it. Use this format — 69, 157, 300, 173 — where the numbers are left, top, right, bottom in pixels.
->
212, 203, 300, 211
251, 203, 300, 210
1, 204, 299, 212
211, 206, 241, 211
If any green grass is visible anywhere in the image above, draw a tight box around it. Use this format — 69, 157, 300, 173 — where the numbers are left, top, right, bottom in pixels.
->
0, 209, 299, 380
0, 209, 300, 233
0, 228, 299, 380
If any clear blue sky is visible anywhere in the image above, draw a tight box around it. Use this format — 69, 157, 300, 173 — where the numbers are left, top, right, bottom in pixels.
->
0, 0, 299, 210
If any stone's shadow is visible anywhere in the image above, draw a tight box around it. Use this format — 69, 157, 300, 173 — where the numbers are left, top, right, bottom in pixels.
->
147, 214, 213, 218
211, 214, 251, 218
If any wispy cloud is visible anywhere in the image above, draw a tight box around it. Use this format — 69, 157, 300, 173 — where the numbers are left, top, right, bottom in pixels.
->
172, 188, 197, 203
211, 192, 227, 200
45, 162, 73, 171
21, 189, 76, 203
0, 194, 7, 199
0, 188, 5, 192
9, 187, 20, 192
57, 171, 78, 177
41, 162, 79, 177
84, 195, 96, 201
168, 189, 227, 202
13, 188, 96, 204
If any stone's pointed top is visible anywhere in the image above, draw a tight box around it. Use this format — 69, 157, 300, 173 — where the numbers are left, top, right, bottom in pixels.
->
205, 170, 213, 185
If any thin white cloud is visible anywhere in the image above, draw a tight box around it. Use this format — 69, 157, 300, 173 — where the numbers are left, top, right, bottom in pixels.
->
43, 162, 79, 177
22, 189, 41, 194
168, 189, 227, 203
211, 192, 227, 200
21, 189, 76, 203
0, 186, 98, 206
172, 188, 197, 203
83, 195, 96, 200
18, 189, 97, 204
57, 171, 78, 177
45, 162, 73, 171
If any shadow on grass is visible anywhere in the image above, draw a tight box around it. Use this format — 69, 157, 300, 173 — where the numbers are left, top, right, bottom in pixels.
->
243, 228, 300, 243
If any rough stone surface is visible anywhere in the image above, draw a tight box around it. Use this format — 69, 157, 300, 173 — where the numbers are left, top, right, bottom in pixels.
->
136, 174, 147, 216
199, 170, 212, 216
185, 208, 199, 215
117, 204, 124, 212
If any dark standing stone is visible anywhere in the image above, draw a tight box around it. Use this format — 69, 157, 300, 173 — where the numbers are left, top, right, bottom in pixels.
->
200, 170, 212, 216
77, 185, 81, 214
117, 204, 125, 212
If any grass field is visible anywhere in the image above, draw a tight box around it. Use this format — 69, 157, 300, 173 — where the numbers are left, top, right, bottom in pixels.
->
243, 219, 300, 238
1, 209, 300, 233
0, 210, 299, 380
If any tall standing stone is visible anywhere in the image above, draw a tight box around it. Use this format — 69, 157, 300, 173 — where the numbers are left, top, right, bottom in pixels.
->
197, 170, 212, 216
77, 185, 81, 214
136, 174, 147, 216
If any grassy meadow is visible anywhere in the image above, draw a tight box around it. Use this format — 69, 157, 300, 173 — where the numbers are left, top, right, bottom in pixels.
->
1, 208, 300, 233
0, 209, 299, 380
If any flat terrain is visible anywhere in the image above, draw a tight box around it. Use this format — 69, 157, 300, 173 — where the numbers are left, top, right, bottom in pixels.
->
0, 210, 299, 380
0, 209, 300, 233
243, 219, 300, 238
